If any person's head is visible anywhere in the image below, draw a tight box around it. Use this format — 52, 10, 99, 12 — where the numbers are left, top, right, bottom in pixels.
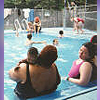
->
79, 42, 96, 61
27, 47, 39, 64
71, 2, 75, 6
28, 22, 32, 26
37, 45, 58, 68
90, 35, 97, 45
59, 30, 64, 36
53, 39, 59, 46
70, 16, 74, 21
27, 33, 32, 40
34, 16, 40, 23
90, 35, 97, 55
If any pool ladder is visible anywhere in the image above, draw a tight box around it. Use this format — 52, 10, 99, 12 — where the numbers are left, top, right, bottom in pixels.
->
14, 19, 28, 33
14, 19, 22, 31
21, 19, 28, 30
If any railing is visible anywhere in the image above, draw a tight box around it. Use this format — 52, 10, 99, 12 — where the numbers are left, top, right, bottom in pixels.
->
21, 19, 28, 30
14, 19, 22, 31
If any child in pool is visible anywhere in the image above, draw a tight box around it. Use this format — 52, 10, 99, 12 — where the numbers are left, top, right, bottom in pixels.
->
53, 39, 59, 46
25, 33, 46, 46
58, 30, 64, 38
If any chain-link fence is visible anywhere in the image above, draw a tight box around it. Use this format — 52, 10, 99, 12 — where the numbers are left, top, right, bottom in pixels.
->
4, 4, 97, 31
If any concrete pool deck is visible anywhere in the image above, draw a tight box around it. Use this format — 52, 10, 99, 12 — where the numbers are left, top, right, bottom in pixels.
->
27, 86, 97, 100
27, 80, 97, 100
67, 89, 97, 100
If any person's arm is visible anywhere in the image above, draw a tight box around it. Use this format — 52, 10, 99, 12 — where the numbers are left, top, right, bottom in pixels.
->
17, 58, 27, 66
9, 63, 26, 83
38, 20, 41, 26
68, 62, 92, 86
31, 41, 46, 44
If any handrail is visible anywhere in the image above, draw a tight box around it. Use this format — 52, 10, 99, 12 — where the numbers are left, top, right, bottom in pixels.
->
14, 19, 22, 31
21, 19, 28, 30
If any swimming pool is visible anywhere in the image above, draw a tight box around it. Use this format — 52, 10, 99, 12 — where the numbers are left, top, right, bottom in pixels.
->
4, 28, 97, 100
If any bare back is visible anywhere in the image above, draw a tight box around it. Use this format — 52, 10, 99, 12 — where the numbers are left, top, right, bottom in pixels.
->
29, 64, 58, 93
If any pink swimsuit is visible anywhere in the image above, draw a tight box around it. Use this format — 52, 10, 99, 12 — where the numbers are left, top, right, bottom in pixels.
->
68, 60, 84, 78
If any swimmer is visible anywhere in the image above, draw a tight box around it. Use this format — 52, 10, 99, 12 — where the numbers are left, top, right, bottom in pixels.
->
53, 39, 59, 46
67, 42, 97, 86
25, 33, 46, 46
58, 30, 64, 38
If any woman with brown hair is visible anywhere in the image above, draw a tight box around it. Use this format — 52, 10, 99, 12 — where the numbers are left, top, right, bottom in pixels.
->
67, 42, 97, 86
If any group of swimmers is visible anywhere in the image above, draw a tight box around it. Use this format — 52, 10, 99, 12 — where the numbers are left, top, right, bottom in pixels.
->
25, 30, 65, 47
9, 32, 97, 99
11, 14, 97, 99
27, 16, 41, 34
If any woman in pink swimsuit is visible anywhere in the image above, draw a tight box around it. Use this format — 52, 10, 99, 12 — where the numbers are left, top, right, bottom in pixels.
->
67, 42, 97, 86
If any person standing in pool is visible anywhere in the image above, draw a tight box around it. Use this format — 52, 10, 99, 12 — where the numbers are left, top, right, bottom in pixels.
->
33, 17, 41, 34
25, 33, 46, 46
9, 45, 61, 99
71, 16, 84, 34
67, 42, 97, 86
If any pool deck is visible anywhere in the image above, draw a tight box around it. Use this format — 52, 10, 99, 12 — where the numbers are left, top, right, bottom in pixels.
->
27, 86, 97, 100
67, 89, 97, 100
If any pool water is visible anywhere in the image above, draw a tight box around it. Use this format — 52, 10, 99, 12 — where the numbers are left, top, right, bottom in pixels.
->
4, 30, 95, 100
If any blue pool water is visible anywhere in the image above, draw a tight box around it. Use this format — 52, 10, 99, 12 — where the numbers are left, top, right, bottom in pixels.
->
4, 28, 96, 100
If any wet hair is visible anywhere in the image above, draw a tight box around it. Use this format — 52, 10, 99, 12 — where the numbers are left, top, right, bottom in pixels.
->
82, 42, 96, 61
53, 39, 58, 45
27, 47, 39, 64
53, 39, 57, 43
90, 35, 97, 44
27, 33, 32, 40
59, 30, 64, 35
37, 45, 58, 68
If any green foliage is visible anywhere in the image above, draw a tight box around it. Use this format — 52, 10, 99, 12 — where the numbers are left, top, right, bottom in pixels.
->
4, 0, 97, 9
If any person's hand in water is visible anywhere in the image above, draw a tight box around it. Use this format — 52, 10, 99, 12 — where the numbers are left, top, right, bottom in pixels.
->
62, 76, 69, 81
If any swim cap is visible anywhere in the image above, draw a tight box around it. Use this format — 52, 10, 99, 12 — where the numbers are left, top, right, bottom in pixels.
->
35, 17, 39, 22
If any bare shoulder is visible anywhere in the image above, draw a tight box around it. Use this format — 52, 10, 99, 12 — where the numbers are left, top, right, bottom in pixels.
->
9, 63, 27, 82
82, 62, 92, 66
80, 62, 92, 71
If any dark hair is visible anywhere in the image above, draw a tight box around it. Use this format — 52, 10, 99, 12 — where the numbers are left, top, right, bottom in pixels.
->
37, 45, 58, 68
82, 42, 96, 61
53, 39, 57, 43
27, 33, 32, 40
59, 30, 64, 35
27, 47, 39, 64
90, 35, 97, 44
